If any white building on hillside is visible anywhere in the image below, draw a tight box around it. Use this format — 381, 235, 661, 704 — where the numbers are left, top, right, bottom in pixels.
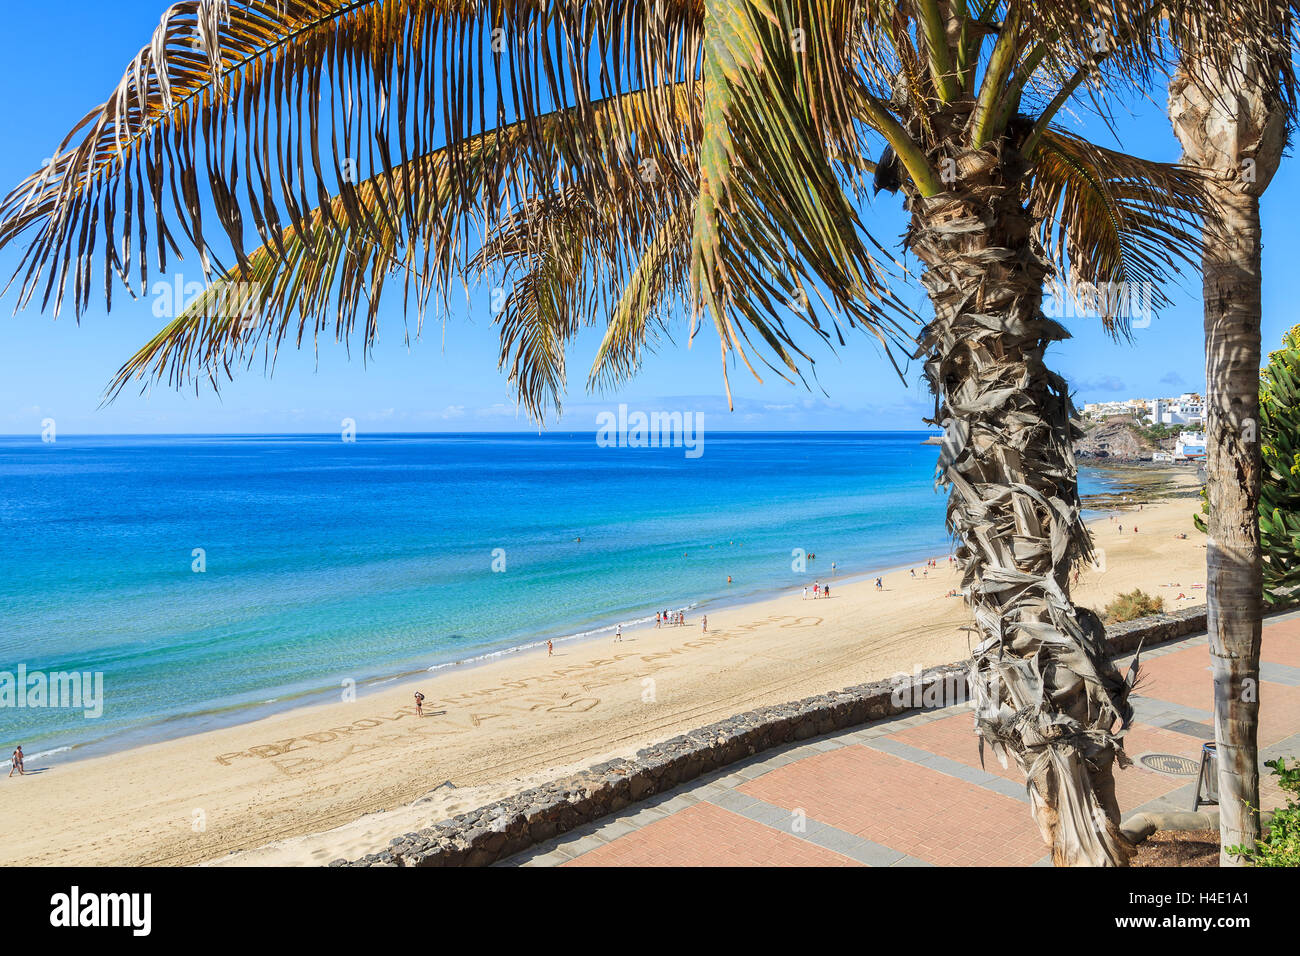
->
1175, 430, 1207, 460
1083, 399, 1148, 420
1148, 393, 1205, 427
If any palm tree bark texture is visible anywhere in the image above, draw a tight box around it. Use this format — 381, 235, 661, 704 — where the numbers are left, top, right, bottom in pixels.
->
909, 137, 1136, 867
1170, 52, 1287, 861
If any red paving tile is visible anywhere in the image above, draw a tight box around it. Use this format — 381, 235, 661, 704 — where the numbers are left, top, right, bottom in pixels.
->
1136, 648, 1300, 748
1139, 645, 1215, 711
562, 801, 862, 867
1261, 617, 1300, 668
892, 711, 1023, 784
738, 745, 1046, 866
893, 713, 1190, 813
1258, 682, 1300, 748
559, 622, 1300, 867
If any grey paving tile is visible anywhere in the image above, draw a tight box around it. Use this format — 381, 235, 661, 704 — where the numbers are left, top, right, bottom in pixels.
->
890, 856, 935, 867
688, 781, 729, 800
711, 773, 749, 789
590, 817, 639, 841
759, 751, 801, 769
1132, 695, 1213, 723
659, 793, 700, 812
543, 837, 587, 860
743, 800, 796, 830
982, 776, 1031, 804
708, 789, 761, 815
803, 830, 905, 867
928, 755, 1000, 786
862, 736, 939, 765
560, 834, 609, 856
517, 849, 574, 867
622, 805, 671, 828
1261, 661, 1300, 687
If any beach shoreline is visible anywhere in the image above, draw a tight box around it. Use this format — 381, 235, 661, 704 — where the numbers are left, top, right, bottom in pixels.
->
0, 469, 1204, 867
7, 459, 1192, 772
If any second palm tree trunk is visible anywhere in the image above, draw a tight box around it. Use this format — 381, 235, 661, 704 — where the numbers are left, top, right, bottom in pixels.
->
909, 146, 1135, 866
1201, 182, 1264, 862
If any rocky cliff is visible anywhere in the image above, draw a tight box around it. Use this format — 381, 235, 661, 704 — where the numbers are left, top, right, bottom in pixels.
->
1075, 417, 1167, 461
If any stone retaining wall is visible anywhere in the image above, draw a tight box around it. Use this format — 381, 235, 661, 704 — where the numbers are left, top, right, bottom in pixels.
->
338, 605, 1210, 867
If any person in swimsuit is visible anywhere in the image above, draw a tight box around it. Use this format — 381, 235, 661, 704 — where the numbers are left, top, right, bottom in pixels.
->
414, 692, 425, 717
547, 640, 553, 656
615, 624, 623, 642
9, 745, 24, 777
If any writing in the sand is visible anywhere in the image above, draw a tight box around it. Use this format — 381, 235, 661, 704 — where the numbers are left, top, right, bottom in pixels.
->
213, 613, 822, 772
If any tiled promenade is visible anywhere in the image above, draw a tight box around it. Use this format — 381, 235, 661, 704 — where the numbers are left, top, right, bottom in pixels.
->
501, 610, 1300, 867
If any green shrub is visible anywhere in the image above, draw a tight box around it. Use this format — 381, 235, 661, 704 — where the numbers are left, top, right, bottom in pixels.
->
1193, 324, 1300, 606
1103, 589, 1164, 623
1227, 758, 1300, 867
1259, 326, 1300, 605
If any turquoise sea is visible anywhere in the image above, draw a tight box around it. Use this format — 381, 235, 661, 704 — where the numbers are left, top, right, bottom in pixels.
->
0, 432, 1113, 761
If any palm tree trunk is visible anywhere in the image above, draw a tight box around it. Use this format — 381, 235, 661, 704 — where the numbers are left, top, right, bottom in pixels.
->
909, 146, 1135, 866
1201, 181, 1264, 863
1168, 53, 1284, 864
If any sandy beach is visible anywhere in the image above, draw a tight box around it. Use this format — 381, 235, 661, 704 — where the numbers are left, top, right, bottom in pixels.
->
0, 472, 1207, 867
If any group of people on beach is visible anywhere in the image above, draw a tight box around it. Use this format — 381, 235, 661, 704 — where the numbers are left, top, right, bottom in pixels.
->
8, 745, 24, 777
801, 582, 831, 599
655, 611, 687, 628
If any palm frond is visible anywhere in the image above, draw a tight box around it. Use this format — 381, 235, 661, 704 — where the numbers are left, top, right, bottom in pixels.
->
692, 0, 918, 406
1, 0, 707, 320
1028, 127, 1210, 336
105, 87, 699, 401
588, 205, 694, 391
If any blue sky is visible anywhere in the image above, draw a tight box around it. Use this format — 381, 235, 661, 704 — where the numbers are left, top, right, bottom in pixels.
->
0, 2, 1295, 435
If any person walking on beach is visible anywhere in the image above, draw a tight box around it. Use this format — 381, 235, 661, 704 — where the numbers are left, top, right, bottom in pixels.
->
875, 577, 883, 590
702, 615, 708, 633
414, 692, 425, 717
823, 584, 830, 599
8, 745, 24, 777
802, 586, 808, 600
615, 623, 623, 642
547, 640, 553, 657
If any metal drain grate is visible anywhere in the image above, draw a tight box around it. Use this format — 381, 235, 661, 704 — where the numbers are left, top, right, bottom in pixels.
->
1138, 753, 1200, 776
